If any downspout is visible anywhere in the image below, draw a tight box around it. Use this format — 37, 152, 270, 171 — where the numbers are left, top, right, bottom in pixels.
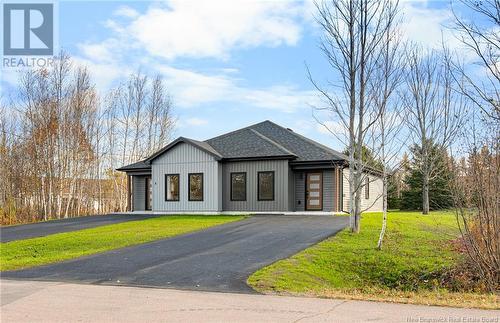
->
340, 166, 345, 213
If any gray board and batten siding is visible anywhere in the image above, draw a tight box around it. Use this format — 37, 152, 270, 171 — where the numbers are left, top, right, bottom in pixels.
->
221, 159, 290, 212
132, 176, 147, 211
151, 142, 221, 212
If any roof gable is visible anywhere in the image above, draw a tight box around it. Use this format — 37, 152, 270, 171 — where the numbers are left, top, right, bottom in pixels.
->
145, 137, 223, 163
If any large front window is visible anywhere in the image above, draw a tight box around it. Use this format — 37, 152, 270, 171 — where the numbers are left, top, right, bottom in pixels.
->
189, 173, 204, 201
258, 171, 274, 201
165, 174, 179, 201
231, 172, 246, 201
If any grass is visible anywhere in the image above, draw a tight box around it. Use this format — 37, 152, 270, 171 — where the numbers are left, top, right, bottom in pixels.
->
0, 215, 244, 271
248, 210, 499, 309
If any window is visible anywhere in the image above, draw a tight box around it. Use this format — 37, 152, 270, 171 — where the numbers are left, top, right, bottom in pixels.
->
189, 173, 203, 201
165, 174, 179, 201
258, 171, 274, 201
231, 172, 246, 201
365, 177, 370, 199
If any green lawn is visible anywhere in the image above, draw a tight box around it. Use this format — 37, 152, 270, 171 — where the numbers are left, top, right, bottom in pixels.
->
248, 211, 499, 309
0, 215, 244, 271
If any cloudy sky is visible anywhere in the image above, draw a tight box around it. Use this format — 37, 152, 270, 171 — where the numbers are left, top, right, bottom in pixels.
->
1, 0, 476, 149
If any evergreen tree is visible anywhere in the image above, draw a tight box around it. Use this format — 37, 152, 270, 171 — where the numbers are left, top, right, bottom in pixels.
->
387, 153, 409, 209
343, 145, 384, 171
400, 142, 454, 210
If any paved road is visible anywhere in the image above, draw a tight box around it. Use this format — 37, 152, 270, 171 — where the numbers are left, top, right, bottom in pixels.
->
0, 214, 158, 242
1, 216, 348, 292
1, 280, 498, 323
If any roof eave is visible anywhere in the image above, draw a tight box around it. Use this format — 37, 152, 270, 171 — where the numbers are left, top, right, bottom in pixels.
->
116, 166, 151, 172
222, 155, 296, 162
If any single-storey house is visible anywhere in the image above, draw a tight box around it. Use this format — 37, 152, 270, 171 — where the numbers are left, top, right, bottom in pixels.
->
118, 120, 382, 213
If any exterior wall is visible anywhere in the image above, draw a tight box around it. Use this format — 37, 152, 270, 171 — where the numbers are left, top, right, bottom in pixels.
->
294, 172, 305, 211
217, 163, 223, 211
323, 170, 335, 211
361, 174, 383, 212
132, 175, 146, 211
222, 160, 290, 211
342, 169, 350, 212
293, 170, 336, 212
342, 169, 383, 212
151, 143, 221, 212
287, 168, 295, 211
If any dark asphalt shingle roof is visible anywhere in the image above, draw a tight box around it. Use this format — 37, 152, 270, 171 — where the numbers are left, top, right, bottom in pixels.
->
248, 121, 348, 162
205, 120, 347, 162
205, 128, 296, 159
116, 160, 150, 171
118, 120, 347, 171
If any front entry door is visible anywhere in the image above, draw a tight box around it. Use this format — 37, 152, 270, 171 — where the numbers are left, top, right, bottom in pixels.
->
306, 172, 323, 210
145, 176, 152, 211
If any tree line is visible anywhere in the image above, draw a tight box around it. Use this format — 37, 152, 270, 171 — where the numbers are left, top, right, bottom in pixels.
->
311, 0, 498, 289
0, 53, 175, 224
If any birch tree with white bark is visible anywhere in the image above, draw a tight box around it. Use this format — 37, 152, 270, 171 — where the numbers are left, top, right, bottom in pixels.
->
310, 0, 400, 232
369, 26, 407, 249
1, 54, 175, 223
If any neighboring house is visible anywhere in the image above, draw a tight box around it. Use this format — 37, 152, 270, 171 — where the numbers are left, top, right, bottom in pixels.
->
117, 120, 382, 213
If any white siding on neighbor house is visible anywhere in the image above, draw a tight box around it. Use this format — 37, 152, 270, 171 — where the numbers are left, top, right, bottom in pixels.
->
151, 143, 221, 212
342, 169, 383, 212
222, 160, 290, 212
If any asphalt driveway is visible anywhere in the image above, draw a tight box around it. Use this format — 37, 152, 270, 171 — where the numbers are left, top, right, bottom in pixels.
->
0, 214, 157, 242
1, 215, 349, 293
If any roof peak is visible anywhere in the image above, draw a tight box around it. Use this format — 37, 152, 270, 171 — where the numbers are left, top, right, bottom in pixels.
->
204, 119, 276, 143
248, 128, 297, 157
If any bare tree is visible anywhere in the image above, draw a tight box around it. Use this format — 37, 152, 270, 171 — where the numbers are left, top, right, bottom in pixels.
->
451, 0, 499, 121
447, 0, 499, 292
403, 47, 467, 215
103, 72, 175, 212
369, 26, 406, 249
452, 121, 499, 292
310, 0, 400, 232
